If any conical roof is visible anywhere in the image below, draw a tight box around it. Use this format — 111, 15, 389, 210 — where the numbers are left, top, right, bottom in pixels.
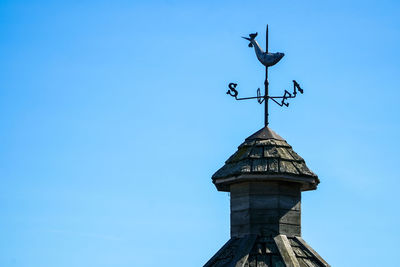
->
212, 127, 319, 192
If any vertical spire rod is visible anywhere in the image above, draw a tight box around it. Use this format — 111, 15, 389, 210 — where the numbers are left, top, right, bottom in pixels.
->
265, 25, 269, 127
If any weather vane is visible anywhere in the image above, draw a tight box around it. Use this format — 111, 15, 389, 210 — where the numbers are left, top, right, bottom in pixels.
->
226, 25, 304, 127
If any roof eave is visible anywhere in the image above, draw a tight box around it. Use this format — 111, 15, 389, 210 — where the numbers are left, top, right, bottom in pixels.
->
213, 173, 320, 192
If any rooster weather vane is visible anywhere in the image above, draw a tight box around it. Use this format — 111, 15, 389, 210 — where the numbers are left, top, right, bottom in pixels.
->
226, 25, 304, 126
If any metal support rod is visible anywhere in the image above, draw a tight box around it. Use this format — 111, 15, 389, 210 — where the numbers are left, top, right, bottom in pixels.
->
265, 25, 269, 127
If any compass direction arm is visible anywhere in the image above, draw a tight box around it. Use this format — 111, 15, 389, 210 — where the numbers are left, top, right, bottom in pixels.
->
227, 83, 265, 103
269, 81, 304, 107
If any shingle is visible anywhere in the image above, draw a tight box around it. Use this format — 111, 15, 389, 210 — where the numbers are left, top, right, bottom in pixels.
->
276, 147, 295, 160
255, 139, 276, 146
264, 146, 279, 158
251, 158, 268, 172
279, 160, 300, 175
287, 148, 304, 161
293, 162, 315, 176
249, 146, 264, 158
274, 140, 292, 148
227, 146, 252, 163
268, 159, 279, 172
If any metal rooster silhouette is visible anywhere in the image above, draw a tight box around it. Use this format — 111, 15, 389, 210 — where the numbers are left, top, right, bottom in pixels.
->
242, 32, 284, 67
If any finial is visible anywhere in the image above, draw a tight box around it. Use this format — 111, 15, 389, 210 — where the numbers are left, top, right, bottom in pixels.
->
226, 26, 304, 127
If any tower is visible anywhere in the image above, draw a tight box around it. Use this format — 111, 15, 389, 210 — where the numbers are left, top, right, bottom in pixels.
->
204, 127, 329, 267
204, 27, 330, 267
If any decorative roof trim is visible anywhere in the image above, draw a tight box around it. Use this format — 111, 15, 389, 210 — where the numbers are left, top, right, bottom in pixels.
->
213, 174, 319, 192
295, 237, 331, 267
274, 235, 300, 267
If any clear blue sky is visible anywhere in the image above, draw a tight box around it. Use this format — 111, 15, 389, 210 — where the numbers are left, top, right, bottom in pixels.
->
1, 0, 399, 266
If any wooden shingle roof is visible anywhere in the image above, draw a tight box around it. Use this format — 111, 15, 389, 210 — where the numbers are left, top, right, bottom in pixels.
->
204, 235, 330, 267
212, 127, 319, 192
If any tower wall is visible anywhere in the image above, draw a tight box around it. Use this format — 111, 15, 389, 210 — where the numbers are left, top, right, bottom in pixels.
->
230, 181, 301, 238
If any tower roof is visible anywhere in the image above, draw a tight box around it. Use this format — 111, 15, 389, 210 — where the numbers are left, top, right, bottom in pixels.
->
204, 235, 329, 267
212, 127, 319, 192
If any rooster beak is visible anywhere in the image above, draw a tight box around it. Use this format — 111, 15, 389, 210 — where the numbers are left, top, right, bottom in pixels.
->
242, 36, 251, 41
